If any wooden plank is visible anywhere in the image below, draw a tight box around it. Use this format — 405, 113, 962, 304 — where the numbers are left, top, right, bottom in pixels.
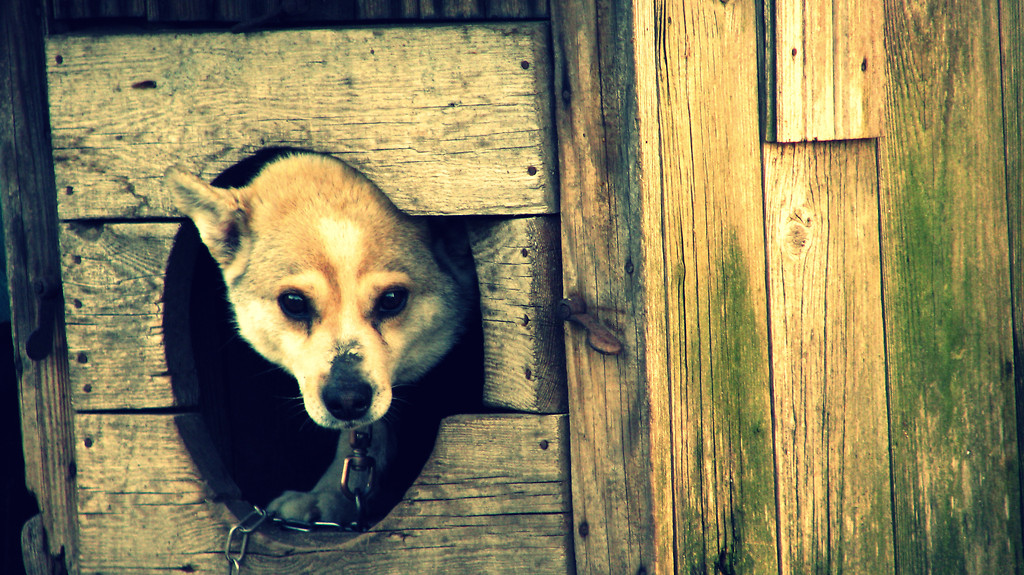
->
145, 0, 213, 20
51, 0, 547, 21
487, 0, 548, 18
653, 0, 780, 572
878, 0, 1023, 570
46, 24, 556, 219
468, 217, 566, 414
435, 0, 484, 18
551, 0, 673, 573
768, 0, 883, 142
1001, 0, 1024, 517
52, 0, 146, 19
764, 140, 894, 573
76, 412, 571, 573
60, 222, 199, 410
0, 0, 80, 571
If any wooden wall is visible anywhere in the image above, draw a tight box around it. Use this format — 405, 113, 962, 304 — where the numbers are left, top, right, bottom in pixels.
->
665, 0, 1022, 571
557, 0, 1023, 573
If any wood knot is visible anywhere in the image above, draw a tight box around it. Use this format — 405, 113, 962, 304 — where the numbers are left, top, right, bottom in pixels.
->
784, 208, 814, 257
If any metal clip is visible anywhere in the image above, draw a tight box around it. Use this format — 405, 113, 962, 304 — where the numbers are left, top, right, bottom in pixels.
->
558, 296, 624, 356
340, 427, 375, 531
225, 507, 267, 575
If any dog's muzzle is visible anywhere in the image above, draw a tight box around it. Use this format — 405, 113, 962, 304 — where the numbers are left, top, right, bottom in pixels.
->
323, 351, 374, 421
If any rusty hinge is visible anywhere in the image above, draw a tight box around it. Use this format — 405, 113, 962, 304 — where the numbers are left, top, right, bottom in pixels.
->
558, 296, 623, 356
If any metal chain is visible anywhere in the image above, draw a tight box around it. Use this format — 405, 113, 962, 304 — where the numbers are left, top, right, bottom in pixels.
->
225, 507, 268, 575
224, 427, 377, 571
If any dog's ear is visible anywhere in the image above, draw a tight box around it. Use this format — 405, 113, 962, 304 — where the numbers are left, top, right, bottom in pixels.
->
165, 166, 250, 268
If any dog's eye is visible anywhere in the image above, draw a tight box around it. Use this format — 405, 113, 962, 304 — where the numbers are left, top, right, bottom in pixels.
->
375, 288, 408, 319
278, 291, 312, 321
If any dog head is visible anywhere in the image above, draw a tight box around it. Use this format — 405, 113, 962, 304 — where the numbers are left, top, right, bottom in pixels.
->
166, 153, 473, 430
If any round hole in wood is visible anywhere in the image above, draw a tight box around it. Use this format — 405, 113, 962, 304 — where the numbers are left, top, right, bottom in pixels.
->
164, 148, 485, 542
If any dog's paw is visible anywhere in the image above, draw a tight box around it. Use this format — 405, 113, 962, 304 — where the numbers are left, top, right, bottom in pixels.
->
266, 489, 355, 526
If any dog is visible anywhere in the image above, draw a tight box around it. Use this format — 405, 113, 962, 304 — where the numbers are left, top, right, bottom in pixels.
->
166, 151, 476, 526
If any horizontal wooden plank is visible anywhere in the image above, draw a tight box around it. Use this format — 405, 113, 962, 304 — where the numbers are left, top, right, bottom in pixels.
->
60, 221, 198, 410
47, 24, 556, 219
75, 412, 571, 573
468, 216, 566, 414
768, 0, 883, 141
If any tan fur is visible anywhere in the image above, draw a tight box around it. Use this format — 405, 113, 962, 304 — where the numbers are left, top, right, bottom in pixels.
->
166, 153, 470, 525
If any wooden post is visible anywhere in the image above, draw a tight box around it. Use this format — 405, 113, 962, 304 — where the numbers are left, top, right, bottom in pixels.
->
552, 0, 779, 572
551, 0, 673, 573
0, 0, 79, 572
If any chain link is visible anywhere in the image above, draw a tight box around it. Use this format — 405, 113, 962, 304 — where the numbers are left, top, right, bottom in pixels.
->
225, 507, 268, 575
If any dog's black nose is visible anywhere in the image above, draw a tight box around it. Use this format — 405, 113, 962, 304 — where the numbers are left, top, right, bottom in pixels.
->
322, 382, 373, 421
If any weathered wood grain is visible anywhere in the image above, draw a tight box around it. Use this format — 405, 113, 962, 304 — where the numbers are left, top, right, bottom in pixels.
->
46, 24, 556, 219
52, 0, 145, 19
653, 0, 780, 572
764, 140, 893, 573
468, 216, 566, 414
1, 0, 79, 570
1002, 0, 1024, 515
879, 0, 1023, 570
60, 222, 199, 410
551, 0, 673, 572
53, 0, 547, 21
768, 0, 883, 141
75, 412, 571, 573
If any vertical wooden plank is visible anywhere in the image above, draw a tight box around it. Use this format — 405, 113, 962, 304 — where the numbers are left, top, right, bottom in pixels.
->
551, 0, 672, 573
146, 0, 212, 20
879, 0, 1023, 571
1001, 0, 1024, 524
438, 0, 483, 18
52, 0, 146, 19
487, 0, 548, 18
0, 0, 78, 571
654, 0, 780, 573
764, 141, 894, 573
770, 0, 883, 142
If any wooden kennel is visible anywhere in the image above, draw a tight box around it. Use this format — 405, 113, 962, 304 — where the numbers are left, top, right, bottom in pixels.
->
5, 0, 1024, 574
